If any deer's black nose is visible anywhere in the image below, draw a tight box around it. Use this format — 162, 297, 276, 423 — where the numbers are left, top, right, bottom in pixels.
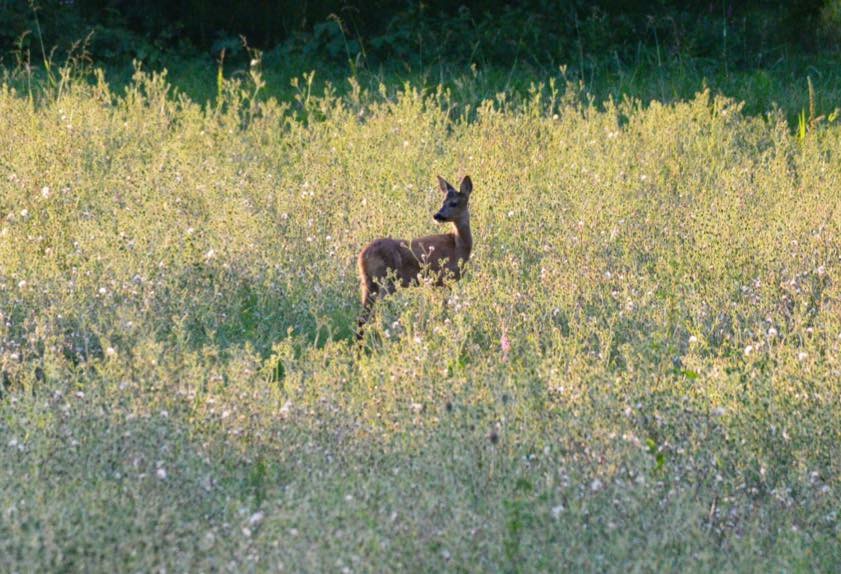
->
433, 213, 445, 222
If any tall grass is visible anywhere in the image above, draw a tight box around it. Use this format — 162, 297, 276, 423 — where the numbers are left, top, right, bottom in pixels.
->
0, 64, 839, 571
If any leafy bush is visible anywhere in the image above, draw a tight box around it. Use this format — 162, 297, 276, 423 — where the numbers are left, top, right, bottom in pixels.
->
2, 1, 840, 68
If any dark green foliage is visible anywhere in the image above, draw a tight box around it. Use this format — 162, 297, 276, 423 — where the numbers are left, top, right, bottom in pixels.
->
2, 1, 839, 67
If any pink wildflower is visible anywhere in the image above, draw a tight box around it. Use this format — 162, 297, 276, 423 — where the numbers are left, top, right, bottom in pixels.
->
501, 330, 511, 361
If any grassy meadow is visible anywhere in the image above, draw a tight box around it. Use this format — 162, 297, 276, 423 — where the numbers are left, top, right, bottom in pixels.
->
0, 63, 840, 571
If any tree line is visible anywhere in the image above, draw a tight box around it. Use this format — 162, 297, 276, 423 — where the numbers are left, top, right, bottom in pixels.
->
1, 1, 837, 67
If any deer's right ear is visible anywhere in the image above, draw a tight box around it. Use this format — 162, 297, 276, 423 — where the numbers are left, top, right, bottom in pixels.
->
437, 176, 456, 194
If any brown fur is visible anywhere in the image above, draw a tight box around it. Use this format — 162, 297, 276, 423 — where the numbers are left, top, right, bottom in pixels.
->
357, 175, 474, 336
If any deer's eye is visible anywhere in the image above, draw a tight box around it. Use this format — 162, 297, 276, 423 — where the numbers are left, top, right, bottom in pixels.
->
449, 201, 458, 208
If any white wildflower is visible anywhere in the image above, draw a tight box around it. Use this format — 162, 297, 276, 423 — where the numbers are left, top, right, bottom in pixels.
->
279, 400, 291, 417
202, 532, 216, 549
248, 511, 265, 527
41, 186, 50, 198
156, 467, 167, 480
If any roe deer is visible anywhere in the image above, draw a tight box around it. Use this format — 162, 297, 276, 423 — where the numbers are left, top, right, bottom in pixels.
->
357, 175, 474, 336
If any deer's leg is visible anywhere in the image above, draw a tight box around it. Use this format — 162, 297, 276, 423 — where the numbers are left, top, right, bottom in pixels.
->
357, 246, 386, 339
357, 242, 405, 340
356, 280, 378, 339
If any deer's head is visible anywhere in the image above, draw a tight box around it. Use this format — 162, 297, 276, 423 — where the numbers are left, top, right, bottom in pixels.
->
433, 176, 473, 223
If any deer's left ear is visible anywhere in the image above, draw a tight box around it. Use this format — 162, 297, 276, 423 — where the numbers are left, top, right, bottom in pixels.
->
438, 176, 456, 194
459, 175, 473, 196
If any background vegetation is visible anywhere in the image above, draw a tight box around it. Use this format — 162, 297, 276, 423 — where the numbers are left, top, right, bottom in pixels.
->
4, 0, 841, 122
3, 1, 840, 66
1, 1, 840, 572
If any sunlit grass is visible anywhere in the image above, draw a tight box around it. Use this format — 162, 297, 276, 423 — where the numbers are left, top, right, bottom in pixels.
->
0, 63, 839, 571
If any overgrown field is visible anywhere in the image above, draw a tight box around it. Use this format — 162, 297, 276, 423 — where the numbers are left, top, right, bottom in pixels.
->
1, 68, 839, 571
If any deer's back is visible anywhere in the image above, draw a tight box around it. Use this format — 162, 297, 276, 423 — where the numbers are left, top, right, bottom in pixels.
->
360, 232, 462, 285
359, 237, 420, 285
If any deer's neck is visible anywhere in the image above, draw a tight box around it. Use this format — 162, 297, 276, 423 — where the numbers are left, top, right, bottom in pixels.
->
452, 214, 472, 261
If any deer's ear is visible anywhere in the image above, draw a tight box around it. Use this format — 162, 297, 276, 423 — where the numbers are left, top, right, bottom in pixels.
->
459, 175, 473, 196
438, 176, 456, 194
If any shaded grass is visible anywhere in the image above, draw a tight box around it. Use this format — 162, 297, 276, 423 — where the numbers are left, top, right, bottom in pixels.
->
5, 45, 841, 128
